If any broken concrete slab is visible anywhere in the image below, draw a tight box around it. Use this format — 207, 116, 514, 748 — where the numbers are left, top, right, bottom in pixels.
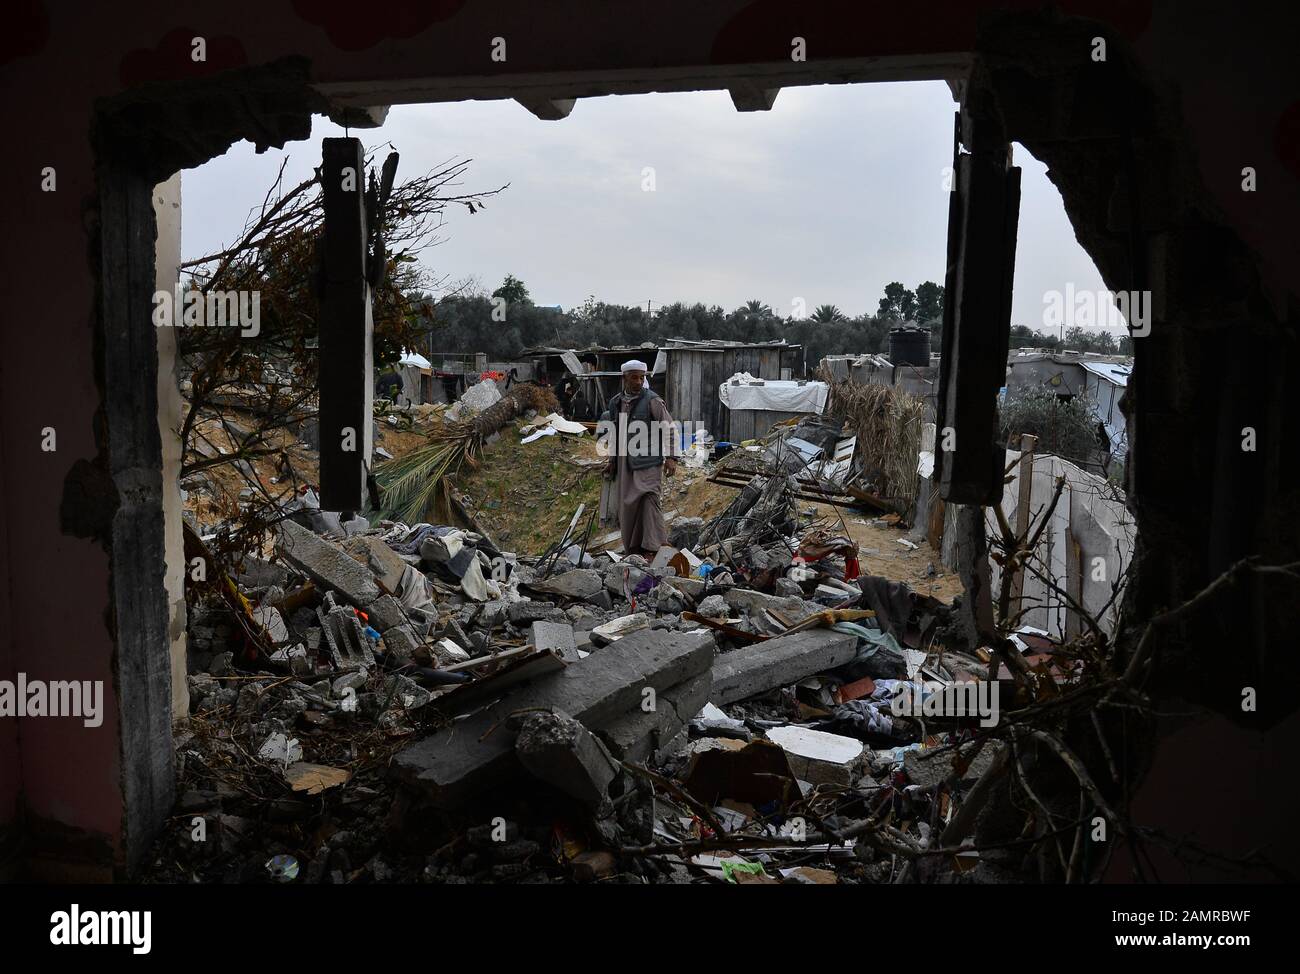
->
346, 535, 408, 593
597, 668, 713, 766
711, 629, 860, 705
252, 605, 289, 644
279, 519, 381, 608
515, 710, 620, 809
528, 569, 603, 600
531, 620, 580, 662
765, 725, 864, 787
723, 587, 821, 623
392, 630, 714, 809
775, 577, 804, 598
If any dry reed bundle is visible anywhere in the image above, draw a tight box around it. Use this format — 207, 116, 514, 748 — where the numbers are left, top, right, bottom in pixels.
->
819, 367, 927, 508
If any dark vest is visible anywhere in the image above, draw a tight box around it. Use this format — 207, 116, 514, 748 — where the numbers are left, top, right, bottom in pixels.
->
604, 388, 665, 470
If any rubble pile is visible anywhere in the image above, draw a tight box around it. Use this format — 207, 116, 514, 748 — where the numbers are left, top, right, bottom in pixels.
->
150, 389, 1046, 886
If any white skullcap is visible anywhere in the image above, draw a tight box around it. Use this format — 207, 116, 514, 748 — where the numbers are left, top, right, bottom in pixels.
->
621, 359, 649, 372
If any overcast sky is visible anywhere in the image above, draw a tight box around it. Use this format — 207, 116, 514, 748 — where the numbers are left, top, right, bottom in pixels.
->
182, 80, 1106, 331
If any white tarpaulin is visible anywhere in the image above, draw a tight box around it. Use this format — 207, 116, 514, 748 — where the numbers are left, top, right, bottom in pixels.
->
520, 412, 588, 443
719, 373, 828, 414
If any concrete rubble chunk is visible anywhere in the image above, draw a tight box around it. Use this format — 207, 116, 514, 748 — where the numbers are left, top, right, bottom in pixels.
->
279, 519, 381, 607
347, 535, 408, 593
711, 629, 860, 705
392, 629, 715, 809
252, 605, 289, 644
529, 569, 603, 600
903, 741, 1003, 790
515, 710, 620, 808
448, 378, 502, 419
775, 577, 804, 598
765, 725, 864, 786
724, 587, 821, 623
604, 564, 647, 596
697, 594, 729, 618
590, 612, 649, 646
507, 599, 555, 624
365, 594, 406, 633
531, 620, 580, 662
669, 516, 704, 550
662, 575, 708, 599
381, 625, 422, 661
653, 581, 688, 613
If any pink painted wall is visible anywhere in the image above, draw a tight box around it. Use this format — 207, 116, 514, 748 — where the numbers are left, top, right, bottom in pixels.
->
1, 0, 1294, 874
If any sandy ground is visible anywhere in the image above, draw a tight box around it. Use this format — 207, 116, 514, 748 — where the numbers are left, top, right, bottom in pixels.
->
185, 406, 962, 601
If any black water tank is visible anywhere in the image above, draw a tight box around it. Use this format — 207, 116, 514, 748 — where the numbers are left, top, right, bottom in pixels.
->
889, 326, 930, 366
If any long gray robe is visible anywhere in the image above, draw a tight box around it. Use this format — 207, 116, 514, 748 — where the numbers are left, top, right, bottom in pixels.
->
613, 394, 674, 554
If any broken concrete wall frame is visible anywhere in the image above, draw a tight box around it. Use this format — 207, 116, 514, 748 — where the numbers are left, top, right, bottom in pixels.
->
934, 80, 1021, 507
4, 1, 1297, 881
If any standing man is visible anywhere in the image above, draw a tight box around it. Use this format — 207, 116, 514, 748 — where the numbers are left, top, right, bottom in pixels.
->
602, 359, 677, 558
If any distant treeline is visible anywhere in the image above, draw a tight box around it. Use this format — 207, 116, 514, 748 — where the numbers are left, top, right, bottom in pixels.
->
409, 276, 1128, 373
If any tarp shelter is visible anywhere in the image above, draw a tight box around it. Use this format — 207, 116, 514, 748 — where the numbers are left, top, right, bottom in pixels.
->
1078, 360, 1130, 461
720, 373, 829, 442
394, 351, 433, 407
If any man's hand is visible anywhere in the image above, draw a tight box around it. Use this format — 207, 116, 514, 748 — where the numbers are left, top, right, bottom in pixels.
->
664, 457, 677, 477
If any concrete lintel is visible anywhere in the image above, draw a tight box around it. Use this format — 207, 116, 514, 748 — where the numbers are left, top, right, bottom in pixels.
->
515, 96, 576, 120
728, 86, 780, 111
327, 104, 391, 128
313, 54, 973, 109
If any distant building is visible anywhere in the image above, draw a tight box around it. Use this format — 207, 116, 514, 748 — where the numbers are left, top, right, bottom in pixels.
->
1005, 350, 1131, 464
523, 338, 803, 439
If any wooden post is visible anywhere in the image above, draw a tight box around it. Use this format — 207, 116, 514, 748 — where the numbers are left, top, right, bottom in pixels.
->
318, 138, 374, 512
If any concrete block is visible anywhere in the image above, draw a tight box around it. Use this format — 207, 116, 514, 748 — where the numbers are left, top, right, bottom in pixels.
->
316, 593, 375, 670
669, 516, 704, 550
381, 625, 422, 661
392, 629, 714, 809
765, 725, 864, 787
516, 711, 619, 808
508, 600, 555, 625
531, 621, 580, 662
698, 594, 728, 618
529, 569, 603, 600
711, 629, 859, 705
590, 612, 649, 646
